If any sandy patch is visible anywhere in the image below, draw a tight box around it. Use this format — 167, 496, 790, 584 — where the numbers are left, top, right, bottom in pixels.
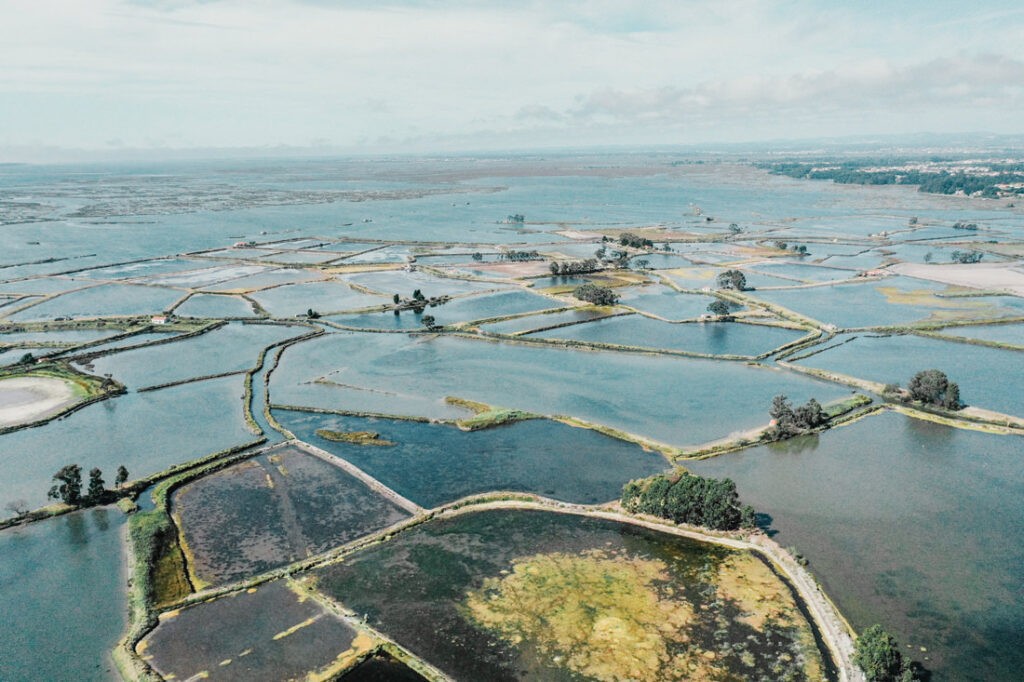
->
0, 376, 80, 428
466, 261, 554, 278
556, 229, 603, 240
892, 262, 1024, 296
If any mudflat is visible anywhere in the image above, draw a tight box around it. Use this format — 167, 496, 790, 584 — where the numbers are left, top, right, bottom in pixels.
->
0, 376, 78, 428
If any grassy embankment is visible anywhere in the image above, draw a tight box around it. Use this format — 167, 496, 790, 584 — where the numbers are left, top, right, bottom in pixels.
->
314, 428, 395, 446
445, 396, 539, 431
115, 439, 266, 682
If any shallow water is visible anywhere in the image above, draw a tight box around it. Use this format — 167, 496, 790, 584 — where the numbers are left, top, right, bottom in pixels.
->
795, 332, 1024, 416
0, 375, 254, 509
687, 411, 1024, 681
0, 509, 126, 682
278, 410, 670, 506
270, 332, 848, 446
531, 316, 804, 356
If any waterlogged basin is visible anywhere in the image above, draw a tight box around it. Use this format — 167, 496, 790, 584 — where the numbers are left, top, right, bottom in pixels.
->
687, 410, 1024, 680
276, 410, 670, 506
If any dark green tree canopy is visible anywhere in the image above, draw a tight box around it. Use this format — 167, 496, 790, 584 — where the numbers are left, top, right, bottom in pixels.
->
48, 464, 83, 506
855, 625, 912, 682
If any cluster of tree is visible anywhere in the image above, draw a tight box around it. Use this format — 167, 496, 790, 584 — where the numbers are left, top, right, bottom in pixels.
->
549, 259, 600, 276
572, 283, 619, 306
47, 464, 129, 507
498, 250, 541, 262
706, 300, 732, 318
621, 472, 756, 531
767, 394, 827, 440
420, 315, 439, 331
618, 232, 654, 249
854, 625, 919, 682
471, 252, 483, 261
950, 250, 983, 264
887, 370, 961, 410
760, 161, 1024, 198
728, 223, 743, 234
716, 269, 749, 290
952, 221, 978, 230
505, 214, 525, 223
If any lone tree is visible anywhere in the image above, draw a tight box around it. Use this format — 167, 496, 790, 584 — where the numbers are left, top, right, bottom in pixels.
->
420, 315, 437, 330
86, 468, 106, 505
115, 465, 129, 490
767, 395, 827, 440
392, 293, 400, 304
907, 369, 962, 410
854, 625, 914, 682
707, 300, 731, 317
716, 269, 747, 291
48, 464, 83, 506
573, 283, 619, 306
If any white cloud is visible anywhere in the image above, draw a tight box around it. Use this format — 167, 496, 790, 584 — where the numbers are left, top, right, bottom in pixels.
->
0, 0, 1022, 156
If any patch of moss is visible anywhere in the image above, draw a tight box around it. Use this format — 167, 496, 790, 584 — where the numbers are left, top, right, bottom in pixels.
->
464, 549, 710, 682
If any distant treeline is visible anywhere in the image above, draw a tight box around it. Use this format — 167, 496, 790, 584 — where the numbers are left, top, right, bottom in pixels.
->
759, 161, 1024, 198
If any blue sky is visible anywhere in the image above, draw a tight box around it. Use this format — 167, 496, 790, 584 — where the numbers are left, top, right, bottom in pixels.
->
1, 0, 1022, 159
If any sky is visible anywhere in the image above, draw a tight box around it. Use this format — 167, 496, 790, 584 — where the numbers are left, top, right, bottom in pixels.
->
1, 0, 1023, 159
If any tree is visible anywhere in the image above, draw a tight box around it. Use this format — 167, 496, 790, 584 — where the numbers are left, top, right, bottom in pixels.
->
420, 315, 436, 330
471, 252, 483, 261
707, 300, 730, 317
854, 625, 909, 682
633, 258, 650, 270
115, 465, 129, 490
573, 284, 619, 306
728, 223, 742, 234
48, 464, 82, 506
716, 269, 747, 291
621, 472, 755, 532
907, 369, 961, 409
19, 352, 35, 365
392, 293, 400, 304
412, 289, 425, 301
86, 468, 106, 505
306, 308, 320, 319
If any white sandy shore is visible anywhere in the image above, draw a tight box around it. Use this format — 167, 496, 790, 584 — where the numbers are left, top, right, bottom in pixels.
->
0, 376, 79, 428
892, 262, 1024, 296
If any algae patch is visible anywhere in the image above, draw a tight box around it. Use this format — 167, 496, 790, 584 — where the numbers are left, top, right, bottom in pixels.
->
464, 549, 705, 681
315, 429, 395, 446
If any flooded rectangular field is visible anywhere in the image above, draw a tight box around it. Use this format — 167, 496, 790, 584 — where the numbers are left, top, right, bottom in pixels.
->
312, 508, 828, 682
0, 509, 126, 682
276, 410, 670, 507
271, 332, 848, 447
141, 580, 365, 682
530, 316, 805, 356
173, 443, 411, 585
686, 410, 1024, 680
794, 332, 1024, 417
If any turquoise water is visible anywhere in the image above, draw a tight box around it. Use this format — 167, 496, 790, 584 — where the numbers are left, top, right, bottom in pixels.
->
278, 410, 670, 506
0, 509, 126, 682
332, 290, 558, 330
250, 279, 387, 316
342, 270, 508, 297
687, 411, 1024, 681
6, 283, 183, 321
174, 293, 258, 318
796, 332, 1024, 416
88, 322, 302, 387
271, 332, 848, 445
478, 307, 607, 334
617, 285, 723, 320
531, 317, 805, 356
937, 323, 1024, 347
749, 277, 1022, 328
0, 375, 254, 510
